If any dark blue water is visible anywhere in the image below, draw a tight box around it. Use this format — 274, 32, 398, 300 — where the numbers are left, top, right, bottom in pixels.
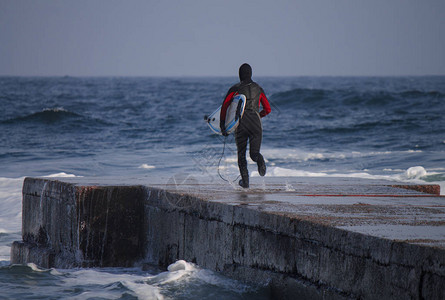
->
1, 76, 444, 299
1, 76, 444, 178
1, 76, 444, 181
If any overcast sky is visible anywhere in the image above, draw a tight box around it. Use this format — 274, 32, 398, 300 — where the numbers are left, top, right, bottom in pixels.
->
1, 0, 444, 76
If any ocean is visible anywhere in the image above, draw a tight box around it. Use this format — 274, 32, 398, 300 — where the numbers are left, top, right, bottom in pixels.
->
1, 76, 444, 299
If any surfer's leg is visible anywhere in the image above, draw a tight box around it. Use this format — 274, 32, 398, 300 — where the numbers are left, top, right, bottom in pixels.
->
235, 129, 249, 188
248, 119, 266, 176
249, 130, 262, 162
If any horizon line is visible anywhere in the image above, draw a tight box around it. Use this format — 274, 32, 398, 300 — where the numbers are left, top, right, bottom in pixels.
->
1, 74, 444, 78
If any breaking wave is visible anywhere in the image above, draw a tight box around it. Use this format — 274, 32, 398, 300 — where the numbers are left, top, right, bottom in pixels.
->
1, 107, 110, 127
2, 108, 81, 124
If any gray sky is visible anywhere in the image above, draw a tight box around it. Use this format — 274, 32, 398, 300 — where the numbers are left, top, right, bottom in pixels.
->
1, 0, 444, 76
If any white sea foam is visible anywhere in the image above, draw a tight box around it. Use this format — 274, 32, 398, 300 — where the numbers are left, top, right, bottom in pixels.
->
285, 181, 296, 191
0, 177, 24, 234
43, 172, 78, 177
217, 147, 444, 194
404, 166, 427, 179
0, 246, 12, 263
12, 260, 251, 299
221, 148, 386, 165
224, 157, 238, 163
383, 168, 404, 172
0, 174, 80, 264
259, 147, 424, 163
42, 107, 68, 113
50, 268, 63, 276
152, 260, 196, 285
255, 165, 445, 195
429, 167, 445, 171
61, 268, 163, 299
121, 280, 164, 300
139, 164, 156, 170
157, 260, 250, 293
26, 262, 48, 272
167, 259, 191, 272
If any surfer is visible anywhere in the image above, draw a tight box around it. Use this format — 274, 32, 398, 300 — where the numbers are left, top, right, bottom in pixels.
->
220, 63, 271, 188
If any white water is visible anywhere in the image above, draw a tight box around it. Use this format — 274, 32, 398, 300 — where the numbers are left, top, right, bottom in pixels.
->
0, 173, 80, 264
2, 260, 256, 300
0, 176, 23, 234
217, 147, 445, 195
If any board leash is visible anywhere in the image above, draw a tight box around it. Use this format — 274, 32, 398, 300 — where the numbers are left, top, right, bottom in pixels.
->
217, 136, 241, 183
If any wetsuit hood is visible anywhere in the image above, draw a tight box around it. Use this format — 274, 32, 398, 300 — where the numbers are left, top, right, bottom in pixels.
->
239, 63, 252, 82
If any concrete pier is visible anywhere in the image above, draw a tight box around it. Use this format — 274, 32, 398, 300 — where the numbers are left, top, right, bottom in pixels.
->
11, 176, 445, 299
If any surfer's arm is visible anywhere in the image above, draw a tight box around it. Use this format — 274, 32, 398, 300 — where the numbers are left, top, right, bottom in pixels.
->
259, 92, 271, 117
220, 91, 236, 126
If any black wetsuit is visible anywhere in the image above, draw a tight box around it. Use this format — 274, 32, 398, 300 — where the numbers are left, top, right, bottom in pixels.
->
220, 64, 271, 187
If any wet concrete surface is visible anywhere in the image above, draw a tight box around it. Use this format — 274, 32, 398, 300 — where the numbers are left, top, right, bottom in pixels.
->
53, 175, 444, 248
147, 176, 445, 248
